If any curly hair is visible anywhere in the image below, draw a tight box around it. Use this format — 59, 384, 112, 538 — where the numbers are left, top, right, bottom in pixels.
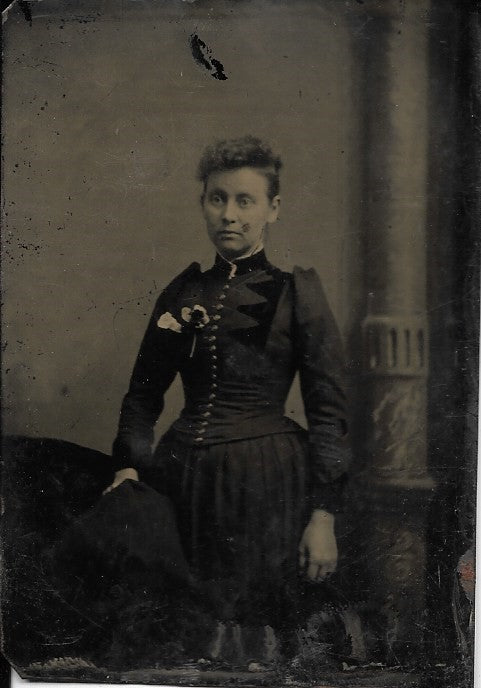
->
197, 136, 283, 200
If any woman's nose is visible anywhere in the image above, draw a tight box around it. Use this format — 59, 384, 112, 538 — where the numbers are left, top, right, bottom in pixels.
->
222, 200, 238, 224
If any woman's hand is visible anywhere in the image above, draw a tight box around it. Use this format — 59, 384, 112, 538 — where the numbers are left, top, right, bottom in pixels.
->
298, 509, 338, 582
102, 468, 139, 495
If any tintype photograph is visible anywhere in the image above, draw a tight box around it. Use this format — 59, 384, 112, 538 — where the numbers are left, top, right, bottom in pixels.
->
1, 0, 479, 686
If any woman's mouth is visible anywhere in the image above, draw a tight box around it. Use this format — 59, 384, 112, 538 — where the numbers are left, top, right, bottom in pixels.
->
217, 231, 241, 239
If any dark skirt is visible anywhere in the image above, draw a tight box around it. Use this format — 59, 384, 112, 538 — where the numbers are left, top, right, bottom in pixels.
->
149, 431, 309, 626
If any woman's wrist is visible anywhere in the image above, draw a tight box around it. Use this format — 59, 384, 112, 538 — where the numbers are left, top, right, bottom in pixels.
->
309, 509, 335, 526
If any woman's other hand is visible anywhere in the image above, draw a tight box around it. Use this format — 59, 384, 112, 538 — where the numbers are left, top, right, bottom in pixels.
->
102, 468, 139, 495
298, 509, 338, 582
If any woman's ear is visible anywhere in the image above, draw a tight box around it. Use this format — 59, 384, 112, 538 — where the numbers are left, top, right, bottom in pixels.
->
268, 195, 281, 223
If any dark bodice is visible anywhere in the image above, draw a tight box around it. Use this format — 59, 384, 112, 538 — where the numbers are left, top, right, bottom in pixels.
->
112, 251, 350, 508
173, 253, 301, 443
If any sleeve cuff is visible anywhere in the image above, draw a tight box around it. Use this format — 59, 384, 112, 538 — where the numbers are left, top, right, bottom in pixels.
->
308, 473, 348, 514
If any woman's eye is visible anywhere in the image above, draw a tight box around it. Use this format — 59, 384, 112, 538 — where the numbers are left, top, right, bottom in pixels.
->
210, 195, 224, 206
239, 197, 253, 208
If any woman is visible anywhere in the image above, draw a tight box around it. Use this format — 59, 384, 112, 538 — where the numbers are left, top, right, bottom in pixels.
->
106, 136, 350, 639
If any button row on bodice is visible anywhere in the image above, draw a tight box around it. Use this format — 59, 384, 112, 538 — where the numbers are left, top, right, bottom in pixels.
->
193, 271, 234, 443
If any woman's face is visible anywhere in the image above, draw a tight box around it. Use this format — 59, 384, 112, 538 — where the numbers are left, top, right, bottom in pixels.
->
202, 167, 280, 260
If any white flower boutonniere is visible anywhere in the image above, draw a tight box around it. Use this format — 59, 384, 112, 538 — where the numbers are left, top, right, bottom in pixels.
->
157, 305, 209, 357
181, 305, 210, 328
157, 311, 182, 333
182, 305, 210, 358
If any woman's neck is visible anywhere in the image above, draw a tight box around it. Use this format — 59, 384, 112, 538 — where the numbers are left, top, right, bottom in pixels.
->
218, 241, 264, 265
213, 246, 268, 276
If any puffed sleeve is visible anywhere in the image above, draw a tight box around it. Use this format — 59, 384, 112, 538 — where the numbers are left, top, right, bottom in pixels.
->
111, 263, 200, 472
293, 266, 351, 513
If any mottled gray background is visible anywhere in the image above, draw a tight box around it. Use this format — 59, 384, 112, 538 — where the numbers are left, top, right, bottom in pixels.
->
3, 0, 363, 455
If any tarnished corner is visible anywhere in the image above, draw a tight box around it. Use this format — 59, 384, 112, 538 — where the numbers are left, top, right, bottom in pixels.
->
2, 0, 32, 25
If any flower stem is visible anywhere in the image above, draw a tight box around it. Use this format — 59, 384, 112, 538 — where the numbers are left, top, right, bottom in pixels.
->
189, 332, 197, 358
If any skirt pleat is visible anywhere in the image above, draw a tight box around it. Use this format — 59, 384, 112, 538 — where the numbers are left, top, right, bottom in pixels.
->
153, 431, 308, 625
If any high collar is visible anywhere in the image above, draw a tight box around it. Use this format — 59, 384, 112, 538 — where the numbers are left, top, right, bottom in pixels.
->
213, 249, 270, 276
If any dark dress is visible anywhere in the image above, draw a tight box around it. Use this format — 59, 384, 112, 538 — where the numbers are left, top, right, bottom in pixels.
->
112, 249, 349, 627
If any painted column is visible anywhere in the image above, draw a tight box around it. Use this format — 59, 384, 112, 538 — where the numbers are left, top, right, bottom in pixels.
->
354, 0, 436, 661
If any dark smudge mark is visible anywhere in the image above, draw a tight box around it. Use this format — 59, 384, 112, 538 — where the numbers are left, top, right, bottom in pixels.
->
190, 34, 211, 72
210, 58, 226, 80
190, 34, 228, 80
18, 1, 32, 24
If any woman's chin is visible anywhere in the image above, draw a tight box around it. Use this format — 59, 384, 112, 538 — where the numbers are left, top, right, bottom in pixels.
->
215, 241, 245, 259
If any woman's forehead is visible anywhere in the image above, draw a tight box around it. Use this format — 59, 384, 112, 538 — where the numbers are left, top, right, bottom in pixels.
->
205, 167, 271, 194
